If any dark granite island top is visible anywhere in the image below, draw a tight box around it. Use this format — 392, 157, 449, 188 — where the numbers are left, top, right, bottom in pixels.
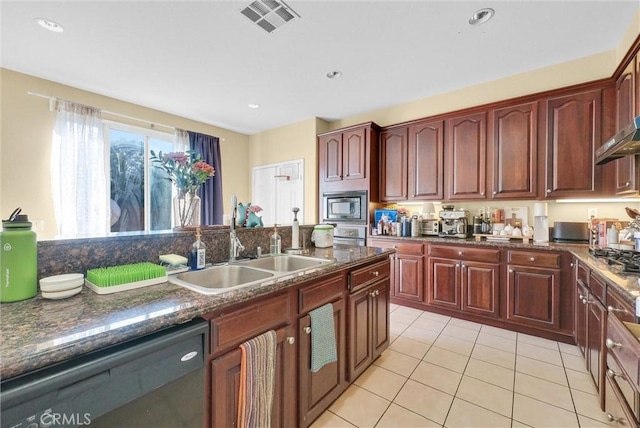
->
1, 246, 393, 380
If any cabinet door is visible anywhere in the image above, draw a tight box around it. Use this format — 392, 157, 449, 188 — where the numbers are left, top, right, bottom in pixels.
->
318, 133, 343, 183
380, 128, 408, 201
615, 61, 639, 196
408, 120, 444, 200
427, 257, 461, 310
586, 296, 606, 408
348, 286, 372, 381
543, 89, 602, 197
210, 325, 296, 428
490, 102, 538, 199
575, 280, 589, 358
343, 127, 367, 181
461, 261, 499, 318
394, 253, 424, 303
506, 265, 560, 330
299, 299, 347, 428
372, 279, 390, 359
446, 112, 487, 200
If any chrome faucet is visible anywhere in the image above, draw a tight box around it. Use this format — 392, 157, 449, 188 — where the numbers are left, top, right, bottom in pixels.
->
230, 194, 244, 262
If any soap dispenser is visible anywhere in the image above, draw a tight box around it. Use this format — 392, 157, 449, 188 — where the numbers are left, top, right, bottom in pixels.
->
270, 225, 281, 255
190, 227, 206, 270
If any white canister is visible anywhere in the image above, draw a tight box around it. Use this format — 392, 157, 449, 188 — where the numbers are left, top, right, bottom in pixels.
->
311, 225, 334, 248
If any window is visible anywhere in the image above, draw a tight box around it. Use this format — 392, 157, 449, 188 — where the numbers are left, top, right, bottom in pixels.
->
105, 123, 174, 233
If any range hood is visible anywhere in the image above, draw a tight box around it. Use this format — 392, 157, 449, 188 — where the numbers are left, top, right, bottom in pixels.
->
595, 116, 640, 165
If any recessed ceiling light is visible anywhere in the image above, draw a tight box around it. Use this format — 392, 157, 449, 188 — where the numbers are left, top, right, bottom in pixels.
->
468, 8, 494, 26
248, 103, 260, 109
326, 70, 342, 79
35, 17, 64, 33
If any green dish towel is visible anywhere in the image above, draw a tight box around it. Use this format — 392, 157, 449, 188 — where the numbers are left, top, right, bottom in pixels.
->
309, 303, 337, 372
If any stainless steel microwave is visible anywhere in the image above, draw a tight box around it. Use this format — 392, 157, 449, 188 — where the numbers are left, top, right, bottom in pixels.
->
322, 190, 367, 223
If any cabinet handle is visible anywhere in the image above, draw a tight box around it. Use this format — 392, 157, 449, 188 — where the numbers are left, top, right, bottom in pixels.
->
578, 294, 585, 300
606, 413, 621, 423
456, 263, 461, 268
582, 298, 591, 305
371, 271, 379, 277
607, 305, 628, 314
374, 290, 380, 296
605, 338, 622, 349
530, 257, 535, 262
304, 327, 311, 334
370, 290, 376, 297
607, 368, 625, 380
287, 337, 295, 345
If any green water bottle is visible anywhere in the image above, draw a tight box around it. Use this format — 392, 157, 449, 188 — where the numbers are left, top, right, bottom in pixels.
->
1, 208, 37, 303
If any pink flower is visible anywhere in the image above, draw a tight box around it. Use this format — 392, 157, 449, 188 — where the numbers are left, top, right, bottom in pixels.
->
193, 161, 215, 177
163, 152, 189, 165
248, 205, 263, 213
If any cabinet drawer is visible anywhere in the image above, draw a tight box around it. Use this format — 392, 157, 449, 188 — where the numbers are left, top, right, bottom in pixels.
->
299, 273, 345, 315
589, 273, 606, 304
507, 250, 560, 268
210, 292, 291, 355
607, 352, 639, 422
349, 260, 391, 292
369, 239, 424, 256
607, 288, 637, 324
576, 260, 590, 287
607, 314, 640, 391
430, 245, 500, 263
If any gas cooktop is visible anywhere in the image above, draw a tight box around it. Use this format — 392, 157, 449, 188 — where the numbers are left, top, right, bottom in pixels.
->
590, 247, 640, 274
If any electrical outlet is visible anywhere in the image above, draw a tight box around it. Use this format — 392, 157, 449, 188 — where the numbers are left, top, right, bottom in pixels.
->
33, 220, 44, 231
587, 208, 598, 220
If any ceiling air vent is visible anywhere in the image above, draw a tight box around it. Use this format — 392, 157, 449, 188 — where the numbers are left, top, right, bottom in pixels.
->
240, 0, 300, 33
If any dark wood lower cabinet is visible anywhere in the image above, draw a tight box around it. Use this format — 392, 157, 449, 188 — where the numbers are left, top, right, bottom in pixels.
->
299, 299, 347, 428
506, 264, 560, 330
586, 293, 606, 409
209, 325, 296, 428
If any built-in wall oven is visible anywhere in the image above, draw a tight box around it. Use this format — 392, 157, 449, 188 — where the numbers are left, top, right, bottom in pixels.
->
334, 225, 367, 246
322, 190, 368, 224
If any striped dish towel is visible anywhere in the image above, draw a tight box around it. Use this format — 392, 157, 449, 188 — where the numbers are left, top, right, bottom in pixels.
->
238, 329, 277, 428
309, 303, 337, 372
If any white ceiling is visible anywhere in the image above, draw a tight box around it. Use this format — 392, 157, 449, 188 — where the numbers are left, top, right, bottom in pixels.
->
2, 1, 639, 135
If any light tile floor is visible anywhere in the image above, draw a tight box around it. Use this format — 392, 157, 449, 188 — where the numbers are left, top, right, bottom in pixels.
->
312, 304, 613, 428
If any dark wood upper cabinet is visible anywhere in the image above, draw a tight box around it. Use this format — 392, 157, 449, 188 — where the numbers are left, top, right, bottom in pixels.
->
446, 112, 487, 200
542, 89, 602, 198
615, 58, 639, 196
343, 127, 367, 181
408, 120, 444, 200
489, 102, 538, 199
379, 127, 408, 201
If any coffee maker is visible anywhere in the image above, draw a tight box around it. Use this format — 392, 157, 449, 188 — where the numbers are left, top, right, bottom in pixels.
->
438, 206, 469, 238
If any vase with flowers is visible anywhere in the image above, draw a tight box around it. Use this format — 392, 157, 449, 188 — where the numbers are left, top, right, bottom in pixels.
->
150, 150, 215, 228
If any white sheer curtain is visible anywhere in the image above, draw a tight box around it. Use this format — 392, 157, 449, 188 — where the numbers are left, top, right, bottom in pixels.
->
174, 128, 189, 152
51, 101, 109, 237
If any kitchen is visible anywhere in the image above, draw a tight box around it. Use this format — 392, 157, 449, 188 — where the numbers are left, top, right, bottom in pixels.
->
3, 2, 640, 428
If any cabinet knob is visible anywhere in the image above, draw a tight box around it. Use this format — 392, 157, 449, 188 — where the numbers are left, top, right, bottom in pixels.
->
371, 271, 379, 277
626, 181, 631, 186
570, 263, 574, 267
458, 251, 463, 256
493, 191, 497, 195
304, 327, 311, 335
456, 263, 461, 268
375, 290, 380, 296
578, 294, 585, 300
370, 290, 376, 297
607, 368, 625, 380
509, 269, 513, 273
530, 257, 535, 262
605, 338, 622, 349
582, 297, 590, 305
287, 337, 295, 345
547, 189, 551, 193
606, 413, 621, 423
607, 305, 627, 314
480, 192, 485, 196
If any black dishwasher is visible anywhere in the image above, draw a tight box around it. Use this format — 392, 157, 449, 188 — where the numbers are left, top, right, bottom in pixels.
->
1, 318, 208, 428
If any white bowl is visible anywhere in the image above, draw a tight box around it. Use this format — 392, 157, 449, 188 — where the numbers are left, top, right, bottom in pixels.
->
42, 285, 82, 300
40, 273, 84, 292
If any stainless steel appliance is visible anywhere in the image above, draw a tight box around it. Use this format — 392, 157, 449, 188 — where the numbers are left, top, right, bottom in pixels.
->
595, 115, 640, 165
551, 221, 589, 243
439, 209, 469, 238
421, 218, 440, 236
322, 190, 367, 223
589, 247, 640, 274
1, 319, 208, 428
334, 224, 367, 246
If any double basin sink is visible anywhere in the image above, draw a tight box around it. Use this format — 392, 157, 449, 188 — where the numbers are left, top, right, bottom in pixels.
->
169, 254, 334, 295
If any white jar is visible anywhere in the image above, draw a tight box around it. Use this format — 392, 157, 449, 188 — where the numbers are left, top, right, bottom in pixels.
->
311, 225, 334, 248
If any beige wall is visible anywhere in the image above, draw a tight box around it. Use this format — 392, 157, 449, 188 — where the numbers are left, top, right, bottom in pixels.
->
248, 117, 326, 224
0, 69, 251, 240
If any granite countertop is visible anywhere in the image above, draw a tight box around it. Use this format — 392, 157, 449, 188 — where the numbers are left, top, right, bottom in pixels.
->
0, 246, 392, 380
368, 234, 640, 306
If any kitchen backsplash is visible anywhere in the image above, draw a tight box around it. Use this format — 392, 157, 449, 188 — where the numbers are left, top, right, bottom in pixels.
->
37, 225, 314, 280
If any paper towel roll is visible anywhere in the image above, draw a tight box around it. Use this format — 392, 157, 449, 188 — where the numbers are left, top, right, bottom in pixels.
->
533, 202, 548, 217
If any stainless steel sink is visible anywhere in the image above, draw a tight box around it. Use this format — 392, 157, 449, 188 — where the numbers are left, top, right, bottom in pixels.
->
169, 265, 275, 295
238, 254, 332, 272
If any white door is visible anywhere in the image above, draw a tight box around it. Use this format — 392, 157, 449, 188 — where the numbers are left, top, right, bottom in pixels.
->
252, 160, 303, 226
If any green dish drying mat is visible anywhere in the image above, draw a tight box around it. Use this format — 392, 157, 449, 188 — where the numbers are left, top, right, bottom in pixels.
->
85, 262, 167, 295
